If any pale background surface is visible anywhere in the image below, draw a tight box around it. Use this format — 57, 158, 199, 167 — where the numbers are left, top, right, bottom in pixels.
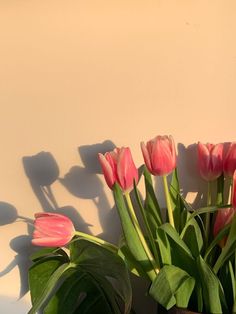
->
0, 1, 236, 313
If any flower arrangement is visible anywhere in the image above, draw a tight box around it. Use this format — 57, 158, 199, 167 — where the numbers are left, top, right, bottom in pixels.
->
27, 136, 236, 314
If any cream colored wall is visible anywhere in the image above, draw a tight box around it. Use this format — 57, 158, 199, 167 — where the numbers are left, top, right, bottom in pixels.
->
0, 1, 236, 313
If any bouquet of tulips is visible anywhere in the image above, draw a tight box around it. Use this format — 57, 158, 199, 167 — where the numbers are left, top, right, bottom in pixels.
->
28, 136, 236, 314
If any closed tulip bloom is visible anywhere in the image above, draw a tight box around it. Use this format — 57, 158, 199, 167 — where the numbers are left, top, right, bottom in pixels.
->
224, 142, 236, 177
140, 135, 176, 176
32, 213, 75, 247
213, 171, 236, 246
197, 142, 223, 181
98, 147, 138, 192
213, 207, 236, 247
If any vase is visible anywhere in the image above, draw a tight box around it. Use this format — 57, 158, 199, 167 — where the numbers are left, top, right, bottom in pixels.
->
157, 304, 200, 314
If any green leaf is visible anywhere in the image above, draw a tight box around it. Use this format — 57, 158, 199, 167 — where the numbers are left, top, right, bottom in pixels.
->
71, 239, 132, 314
175, 276, 195, 309
219, 260, 235, 312
149, 265, 195, 310
28, 257, 70, 314
143, 166, 163, 229
181, 219, 203, 258
169, 169, 184, 232
133, 180, 160, 265
29, 239, 132, 314
156, 227, 171, 266
158, 223, 195, 276
44, 269, 121, 314
30, 247, 69, 262
196, 256, 223, 313
118, 236, 148, 278
113, 183, 156, 280
204, 224, 231, 263
188, 205, 230, 221
214, 214, 236, 274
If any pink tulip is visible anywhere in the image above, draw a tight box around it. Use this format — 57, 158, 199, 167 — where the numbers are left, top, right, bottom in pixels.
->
140, 135, 176, 176
197, 142, 223, 181
32, 213, 75, 247
213, 171, 236, 247
98, 147, 139, 192
213, 207, 236, 247
224, 142, 236, 177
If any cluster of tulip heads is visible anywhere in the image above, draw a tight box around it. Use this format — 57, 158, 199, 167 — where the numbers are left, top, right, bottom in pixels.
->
32, 136, 236, 250
98, 138, 236, 239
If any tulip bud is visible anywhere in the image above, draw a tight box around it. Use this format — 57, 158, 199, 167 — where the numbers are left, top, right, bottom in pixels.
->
32, 213, 75, 247
224, 142, 236, 177
140, 135, 176, 176
213, 171, 236, 247
213, 207, 236, 247
98, 147, 138, 193
197, 142, 223, 181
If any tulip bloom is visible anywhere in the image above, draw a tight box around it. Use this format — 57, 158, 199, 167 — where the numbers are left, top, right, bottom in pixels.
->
32, 213, 75, 247
197, 142, 223, 181
224, 142, 236, 177
140, 135, 176, 176
213, 171, 236, 246
213, 207, 236, 247
98, 147, 138, 192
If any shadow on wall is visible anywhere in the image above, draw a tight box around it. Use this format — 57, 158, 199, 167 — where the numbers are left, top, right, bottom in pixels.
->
177, 143, 206, 207
60, 140, 121, 243
0, 202, 35, 298
22, 140, 122, 244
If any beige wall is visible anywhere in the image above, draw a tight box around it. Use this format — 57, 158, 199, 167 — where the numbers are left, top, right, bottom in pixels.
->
0, 1, 236, 313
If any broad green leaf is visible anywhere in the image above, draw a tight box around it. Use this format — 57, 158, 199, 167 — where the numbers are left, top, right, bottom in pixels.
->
69, 239, 132, 314
196, 256, 223, 314
118, 236, 148, 278
158, 223, 195, 276
149, 265, 195, 310
175, 276, 195, 308
156, 227, 171, 266
30, 247, 69, 262
44, 269, 121, 314
29, 239, 132, 314
28, 258, 70, 314
143, 166, 163, 229
214, 214, 236, 274
181, 219, 203, 257
219, 260, 235, 312
113, 183, 157, 281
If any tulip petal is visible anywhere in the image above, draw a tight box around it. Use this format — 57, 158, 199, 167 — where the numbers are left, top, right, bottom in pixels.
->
32, 236, 72, 247
98, 153, 116, 189
141, 142, 152, 173
213, 207, 235, 238
117, 147, 138, 192
224, 142, 236, 177
32, 212, 75, 247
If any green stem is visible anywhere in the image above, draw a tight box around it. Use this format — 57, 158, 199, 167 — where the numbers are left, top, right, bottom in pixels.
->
162, 175, 175, 228
74, 231, 117, 253
205, 181, 212, 244
124, 193, 159, 278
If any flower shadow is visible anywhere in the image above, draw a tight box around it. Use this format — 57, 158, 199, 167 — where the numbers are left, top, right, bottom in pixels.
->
60, 140, 121, 243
